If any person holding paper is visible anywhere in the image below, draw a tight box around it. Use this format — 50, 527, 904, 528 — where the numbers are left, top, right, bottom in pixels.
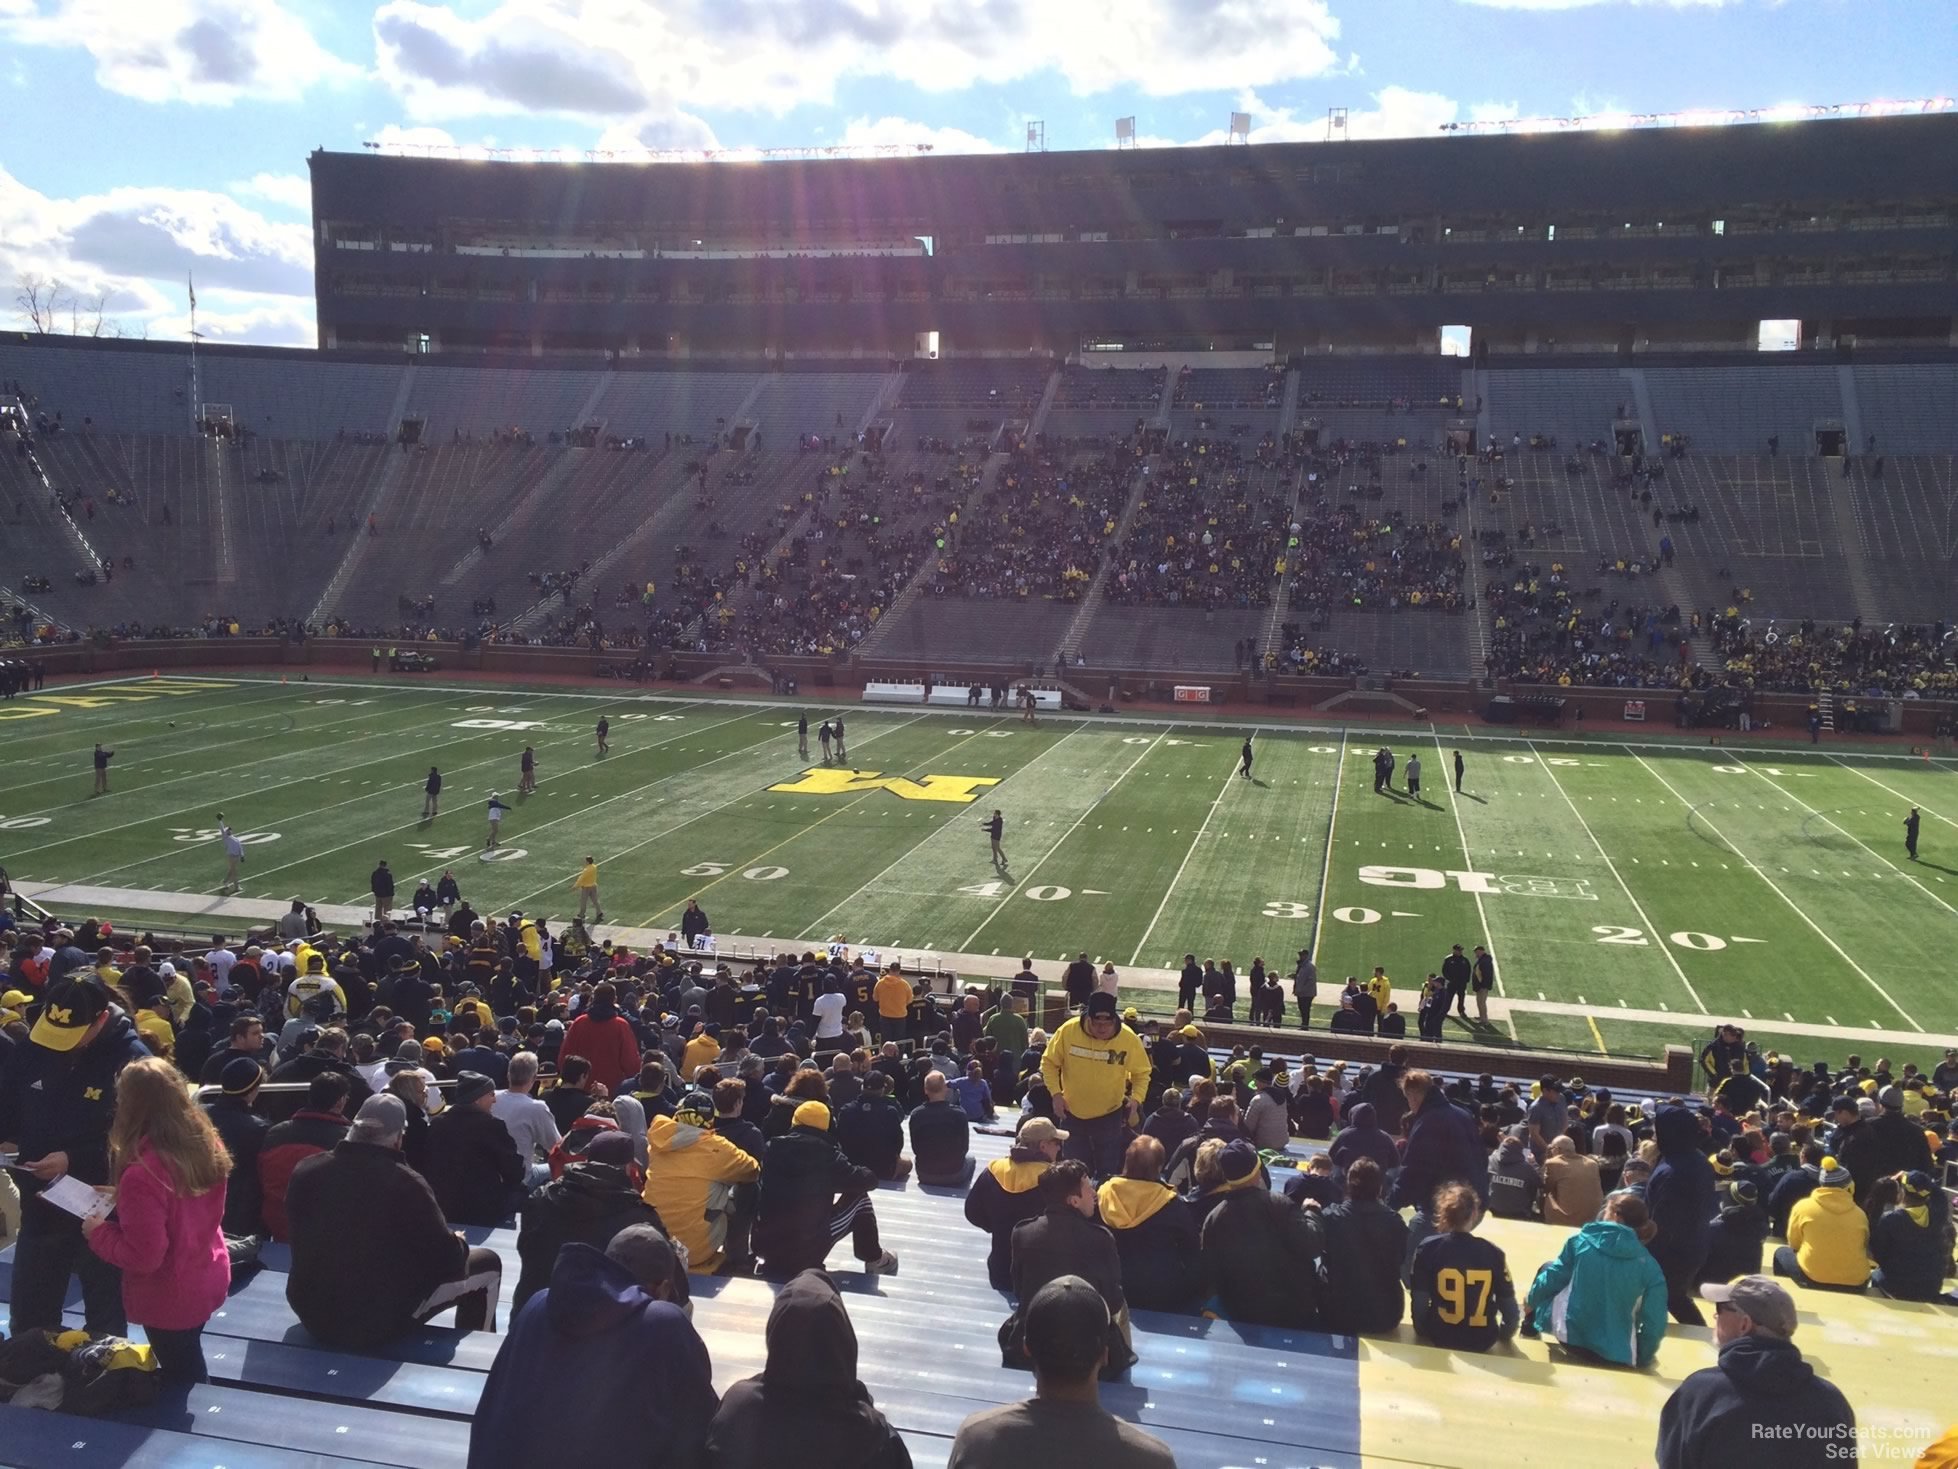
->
82, 1058, 232, 1381
0, 975, 152, 1335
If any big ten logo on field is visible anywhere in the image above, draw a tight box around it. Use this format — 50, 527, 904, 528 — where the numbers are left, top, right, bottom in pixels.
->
0, 678, 237, 721
768, 768, 1004, 805
1358, 865, 1599, 901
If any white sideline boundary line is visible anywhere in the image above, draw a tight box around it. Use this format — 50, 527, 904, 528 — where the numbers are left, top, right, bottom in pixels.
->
1740, 758, 1958, 918
1308, 730, 1345, 967
960, 729, 1168, 953
1630, 747, 1922, 1032
1825, 754, 1958, 831
1435, 728, 1500, 995
1130, 759, 1237, 967
1529, 739, 1707, 1014
208, 675, 1958, 764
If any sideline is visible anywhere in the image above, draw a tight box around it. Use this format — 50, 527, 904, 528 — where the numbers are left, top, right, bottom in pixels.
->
17, 880, 1956, 1052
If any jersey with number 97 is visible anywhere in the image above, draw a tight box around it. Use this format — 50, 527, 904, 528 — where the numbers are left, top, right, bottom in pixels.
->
1409, 1231, 1519, 1351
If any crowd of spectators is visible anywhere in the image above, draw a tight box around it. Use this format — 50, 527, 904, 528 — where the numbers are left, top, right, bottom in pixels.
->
0, 897, 1950, 1463
1104, 438, 1289, 610
713, 452, 973, 657
925, 442, 1133, 601
1484, 572, 1692, 687
1707, 617, 1958, 698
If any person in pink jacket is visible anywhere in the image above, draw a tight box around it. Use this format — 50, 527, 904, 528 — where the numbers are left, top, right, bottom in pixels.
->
83, 1058, 232, 1381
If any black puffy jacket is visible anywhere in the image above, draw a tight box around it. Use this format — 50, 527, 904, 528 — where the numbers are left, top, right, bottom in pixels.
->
514, 1161, 670, 1312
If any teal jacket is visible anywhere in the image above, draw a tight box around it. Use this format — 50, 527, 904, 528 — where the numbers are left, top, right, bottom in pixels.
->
1525, 1219, 1669, 1367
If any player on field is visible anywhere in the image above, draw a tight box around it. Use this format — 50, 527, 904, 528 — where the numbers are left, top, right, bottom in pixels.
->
519, 744, 536, 794
573, 855, 604, 923
797, 712, 809, 759
1453, 750, 1466, 794
1239, 738, 1254, 780
594, 717, 610, 757
1371, 747, 1390, 794
819, 720, 834, 763
218, 815, 244, 893
486, 791, 510, 849
1405, 753, 1422, 800
1020, 685, 1038, 725
92, 742, 114, 795
423, 766, 442, 819
1904, 807, 1920, 860
983, 808, 1006, 871
833, 715, 848, 762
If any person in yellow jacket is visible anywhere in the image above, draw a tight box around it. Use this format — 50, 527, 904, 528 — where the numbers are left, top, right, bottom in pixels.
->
680, 1024, 720, 1083
872, 963, 914, 1043
1365, 966, 1393, 1017
963, 1115, 1063, 1289
572, 856, 604, 923
1041, 992, 1151, 1179
642, 1094, 760, 1274
1774, 1158, 1872, 1289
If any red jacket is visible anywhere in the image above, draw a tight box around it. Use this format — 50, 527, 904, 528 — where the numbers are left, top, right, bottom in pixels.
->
258, 1109, 349, 1241
559, 1011, 641, 1096
86, 1143, 230, 1330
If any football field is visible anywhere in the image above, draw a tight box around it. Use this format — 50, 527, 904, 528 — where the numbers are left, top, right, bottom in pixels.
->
4, 674, 1955, 1068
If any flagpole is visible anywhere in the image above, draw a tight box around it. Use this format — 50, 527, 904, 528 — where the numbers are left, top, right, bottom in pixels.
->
187, 273, 199, 434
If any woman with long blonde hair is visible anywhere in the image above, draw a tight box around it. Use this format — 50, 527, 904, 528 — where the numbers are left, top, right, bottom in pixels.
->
82, 1058, 232, 1381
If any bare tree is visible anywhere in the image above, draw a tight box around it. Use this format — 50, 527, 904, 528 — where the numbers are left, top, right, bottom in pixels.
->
14, 274, 73, 333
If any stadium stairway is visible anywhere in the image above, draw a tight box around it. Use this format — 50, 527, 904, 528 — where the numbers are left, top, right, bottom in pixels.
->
3, 1123, 1950, 1468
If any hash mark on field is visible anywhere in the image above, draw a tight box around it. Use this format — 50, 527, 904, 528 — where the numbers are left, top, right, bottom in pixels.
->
1658, 1001, 1669, 1011
1741, 1009, 1752, 1018
1537, 991, 1546, 1001
1784, 1012, 1794, 1021
1827, 1014, 1839, 1025
1617, 999, 1627, 1008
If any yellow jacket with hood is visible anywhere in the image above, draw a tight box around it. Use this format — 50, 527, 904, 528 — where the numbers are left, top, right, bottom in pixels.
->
642, 1112, 760, 1273
1786, 1184, 1872, 1287
1097, 1176, 1176, 1230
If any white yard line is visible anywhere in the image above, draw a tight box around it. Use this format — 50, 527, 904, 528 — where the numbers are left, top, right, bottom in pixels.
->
1307, 729, 1346, 965
959, 730, 1168, 952
236, 706, 781, 892
1528, 739, 1707, 1013
1130, 760, 1238, 966
0, 689, 508, 857
63, 700, 758, 892
1631, 748, 1922, 1032
1435, 728, 1500, 994
1825, 754, 1958, 830
797, 720, 1060, 939
1741, 758, 1958, 918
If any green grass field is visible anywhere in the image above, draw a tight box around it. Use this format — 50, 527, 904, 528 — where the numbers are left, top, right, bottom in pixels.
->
4, 674, 1955, 1069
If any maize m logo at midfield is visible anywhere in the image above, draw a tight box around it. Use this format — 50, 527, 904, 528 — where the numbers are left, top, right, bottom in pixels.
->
768, 768, 1004, 804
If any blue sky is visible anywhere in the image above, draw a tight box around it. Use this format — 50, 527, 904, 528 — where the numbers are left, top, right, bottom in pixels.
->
1, 0, 1951, 346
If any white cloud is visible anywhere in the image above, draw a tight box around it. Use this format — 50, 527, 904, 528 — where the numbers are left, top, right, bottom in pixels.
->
368, 123, 463, 150
1457, 0, 1733, 7
836, 116, 1007, 155
230, 172, 312, 213
0, 0, 354, 105
0, 165, 315, 345
371, 0, 1344, 120
1122, 85, 1513, 147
